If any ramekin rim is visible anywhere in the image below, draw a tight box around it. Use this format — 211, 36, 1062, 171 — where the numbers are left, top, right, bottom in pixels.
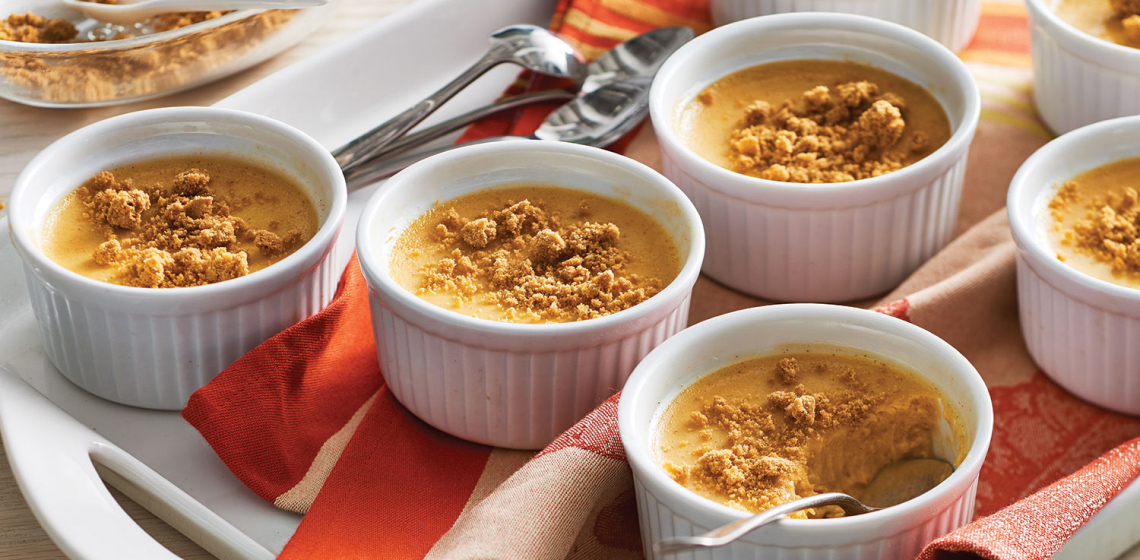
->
1024, 0, 1140, 65
354, 139, 706, 336
648, 12, 982, 204
618, 303, 994, 532
7, 106, 348, 301
1006, 115, 1140, 305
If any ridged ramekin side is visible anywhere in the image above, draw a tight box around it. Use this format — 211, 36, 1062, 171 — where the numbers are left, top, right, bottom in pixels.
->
370, 293, 692, 450
710, 0, 982, 52
23, 253, 339, 410
633, 475, 978, 560
1017, 256, 1140, 415
663, 150, 967, 302
1029, 3, 1140, 135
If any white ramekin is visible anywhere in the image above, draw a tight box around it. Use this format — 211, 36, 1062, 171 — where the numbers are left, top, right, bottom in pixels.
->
1027, 0, 1140, 135
650, 13, 980, 303
1008, 116, 1140, 415
711, 0, 982, 53
356, 140, 705, 450
8, 107, 347, 410
619, 304, 993, 559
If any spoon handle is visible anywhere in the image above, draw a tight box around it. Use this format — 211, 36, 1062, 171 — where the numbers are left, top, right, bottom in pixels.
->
334, 52, 506, 172
368, 88, 576, 161
653, 493, 874, 555
343, 135, 525, 191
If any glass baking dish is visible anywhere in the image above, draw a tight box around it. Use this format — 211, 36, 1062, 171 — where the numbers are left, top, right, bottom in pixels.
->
0, 0, 338, 107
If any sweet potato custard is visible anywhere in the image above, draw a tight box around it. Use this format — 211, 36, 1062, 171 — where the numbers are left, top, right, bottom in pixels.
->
1052, 0, 1140, 48
680, 59, 951, 183
1047, 157, 1140, 289
657, 351, 960, 517
43, 156, 319, 288
390, 185, 680, 324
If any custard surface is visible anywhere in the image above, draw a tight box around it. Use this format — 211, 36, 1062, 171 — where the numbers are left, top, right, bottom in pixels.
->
390, 185, 681, 323
679, 59, 951, 183
1053, 0, 1140, 48
1047, 157, 1140, 289
657, 351, 961, 516
43, 156, 318, 287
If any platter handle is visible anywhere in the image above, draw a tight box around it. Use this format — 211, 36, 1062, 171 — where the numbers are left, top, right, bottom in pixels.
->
0, 368, 273, 560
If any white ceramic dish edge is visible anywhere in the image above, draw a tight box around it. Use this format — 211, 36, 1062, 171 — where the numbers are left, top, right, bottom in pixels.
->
356, 140, 705, 449
7, 106, 347, 410
710, 0, 982, 53
649, 12, 980, 302
619, 304, 993, 559
1026, 0, 1140, 135
1008, 115, 1140, 415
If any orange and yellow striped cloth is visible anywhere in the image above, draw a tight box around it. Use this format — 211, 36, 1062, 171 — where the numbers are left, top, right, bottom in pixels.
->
182, 1, 1140, 559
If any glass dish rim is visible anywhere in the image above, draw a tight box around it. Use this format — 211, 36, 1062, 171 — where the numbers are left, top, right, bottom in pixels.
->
0, 8, 267, 53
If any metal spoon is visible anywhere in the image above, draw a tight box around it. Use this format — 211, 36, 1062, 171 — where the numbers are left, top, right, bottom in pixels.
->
654, 457, 955, 555
342, 76, 653, 190
366, 26, 694, 161
333, 25, 586, 172
61, 0, 327, 25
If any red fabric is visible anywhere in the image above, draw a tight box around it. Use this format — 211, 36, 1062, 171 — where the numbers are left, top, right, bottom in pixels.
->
182, 254, 385, 501
976, 373, 1140, 517
279, 389, 490, 559
921, 436, 1140, 560
180, 3, 1140, 560
183, 256, 494, 558
536, 393, 625, 461
965, 13, 1031, 54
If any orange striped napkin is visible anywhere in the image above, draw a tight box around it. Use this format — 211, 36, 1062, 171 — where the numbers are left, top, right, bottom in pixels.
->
183, 1, 1140, 559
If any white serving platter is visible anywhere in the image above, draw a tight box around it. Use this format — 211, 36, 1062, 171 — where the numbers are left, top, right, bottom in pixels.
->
0, 0, 554, 558
1, 0, 1139, 557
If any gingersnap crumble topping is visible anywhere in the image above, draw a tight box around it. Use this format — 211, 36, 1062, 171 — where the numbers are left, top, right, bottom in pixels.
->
419, 198, 664, 322
0, 13, 77, 43
660, 355, 942, 516
1110, 0, 1140, 42
728, 81, 928, 183
0, 9, 292, 104
76, 168, 303, 288
0, 7, 233, 44
1054, 182, 1140, 276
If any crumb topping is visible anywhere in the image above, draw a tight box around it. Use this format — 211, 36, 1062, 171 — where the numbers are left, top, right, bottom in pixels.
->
0, 13, 77, 43
75, 169, 304, 288
1110, 0, 1140, 42
418, 198, 665, 322
0, 10, 292, 105
661, 356, 941, 516
0, 6, 233, 44
728, 81, 927, 183
1112, 0, 1140, 16
1053, 181, 1140, 277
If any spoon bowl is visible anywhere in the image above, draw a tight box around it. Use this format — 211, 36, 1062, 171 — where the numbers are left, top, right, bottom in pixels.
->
653, 457, 955, 555
365, 26, 694, 160
858, 457, 955, 509
582, 25, 693, 92
333, 24, 585, 170
488, 25, 587, 84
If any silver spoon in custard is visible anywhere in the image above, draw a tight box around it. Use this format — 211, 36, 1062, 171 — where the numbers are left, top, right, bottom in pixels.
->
654, 457, 955, 555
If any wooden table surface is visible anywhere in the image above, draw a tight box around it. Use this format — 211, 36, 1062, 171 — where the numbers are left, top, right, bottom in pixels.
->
0, 1, 414, 557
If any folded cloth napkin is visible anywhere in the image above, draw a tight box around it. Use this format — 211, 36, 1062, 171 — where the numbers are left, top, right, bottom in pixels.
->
183, 1, 1140, 559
